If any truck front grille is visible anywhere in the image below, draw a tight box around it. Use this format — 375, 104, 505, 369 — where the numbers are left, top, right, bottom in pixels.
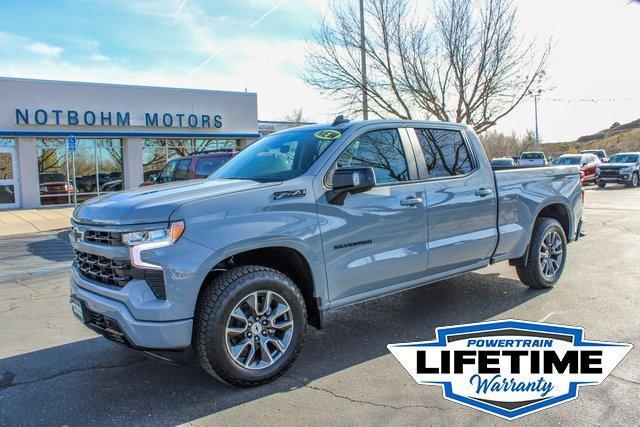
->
75, 250, 132, 287
84, 230, 122, 246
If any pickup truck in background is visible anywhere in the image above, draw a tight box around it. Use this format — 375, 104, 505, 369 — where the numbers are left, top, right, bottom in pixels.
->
69, 118, 584, 386
518, 151, 548, 167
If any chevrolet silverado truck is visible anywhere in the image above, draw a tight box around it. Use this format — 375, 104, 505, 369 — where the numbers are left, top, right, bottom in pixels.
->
69, 118, 584, 386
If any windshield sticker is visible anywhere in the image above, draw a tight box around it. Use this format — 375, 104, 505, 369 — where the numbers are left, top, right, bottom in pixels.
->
314, 129, 342, 140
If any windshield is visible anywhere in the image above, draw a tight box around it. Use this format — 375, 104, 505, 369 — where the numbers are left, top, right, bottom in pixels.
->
553, 156, 581, 165
582, 150, 604, 157
212, 129, 340, 182
521, 152, 544, 160
609, 154, 638, 163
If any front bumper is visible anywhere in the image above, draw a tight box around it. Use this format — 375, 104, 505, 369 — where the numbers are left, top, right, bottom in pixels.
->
596, 174, 632, 183
68, 224, 220, 350
71, 279, 193, 349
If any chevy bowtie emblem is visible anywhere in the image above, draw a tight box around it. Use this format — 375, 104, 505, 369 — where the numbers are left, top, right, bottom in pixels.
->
388, 320, 632, 420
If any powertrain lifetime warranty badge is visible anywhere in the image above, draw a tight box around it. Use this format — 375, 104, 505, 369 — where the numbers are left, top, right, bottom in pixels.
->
387, 320, 632, 420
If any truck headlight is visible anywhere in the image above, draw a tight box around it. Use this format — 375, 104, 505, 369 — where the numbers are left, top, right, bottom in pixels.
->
620, 166, 634, 173
123, 221, 185, 270
595, 167, 601, 175
122, 221, 185, 246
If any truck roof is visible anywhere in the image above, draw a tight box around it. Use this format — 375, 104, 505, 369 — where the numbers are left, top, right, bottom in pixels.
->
276, 119, 472, 134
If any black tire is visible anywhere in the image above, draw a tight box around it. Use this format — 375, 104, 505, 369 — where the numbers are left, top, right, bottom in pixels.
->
515, 217, 567, 289
194, 265, 307, 387
597, 181, 606, 188
627, 172, 639, 188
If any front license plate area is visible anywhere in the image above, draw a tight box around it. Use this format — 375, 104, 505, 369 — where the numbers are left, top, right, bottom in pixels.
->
70, 295, 89, 323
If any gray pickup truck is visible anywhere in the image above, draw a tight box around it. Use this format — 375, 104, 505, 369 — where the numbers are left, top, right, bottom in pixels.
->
69, 118, 584, 386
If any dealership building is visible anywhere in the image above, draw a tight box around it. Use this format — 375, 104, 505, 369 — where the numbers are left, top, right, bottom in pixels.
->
0, 77, 261, 209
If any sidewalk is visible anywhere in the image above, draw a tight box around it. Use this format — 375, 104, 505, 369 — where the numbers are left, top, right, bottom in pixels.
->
0, 207, 74, 237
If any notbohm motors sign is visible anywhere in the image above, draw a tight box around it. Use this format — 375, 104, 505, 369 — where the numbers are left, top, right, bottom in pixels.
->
387, 320, 632, 420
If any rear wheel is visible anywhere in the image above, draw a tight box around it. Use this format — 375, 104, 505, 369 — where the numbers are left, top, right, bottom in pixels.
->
194, 265, 307, 386
516, 218, 567, 289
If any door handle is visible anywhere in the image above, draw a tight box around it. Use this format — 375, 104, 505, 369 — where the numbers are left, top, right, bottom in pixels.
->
475, 188, 493, 197
400, 196, 424, 207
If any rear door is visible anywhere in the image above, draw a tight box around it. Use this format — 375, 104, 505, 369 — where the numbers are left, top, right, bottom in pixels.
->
316, 126, 428, 306
409, 126, 498, 275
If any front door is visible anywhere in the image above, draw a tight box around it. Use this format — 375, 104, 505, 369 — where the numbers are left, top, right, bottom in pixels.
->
316, 128, 428, 307
0, 147, 20, 209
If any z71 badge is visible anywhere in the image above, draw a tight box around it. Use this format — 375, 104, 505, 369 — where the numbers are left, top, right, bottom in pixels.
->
387, 320, 632, 420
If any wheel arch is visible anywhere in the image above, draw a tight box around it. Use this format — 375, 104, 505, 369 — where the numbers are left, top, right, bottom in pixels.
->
510, 200, 573, 269
197, 243, 324, 330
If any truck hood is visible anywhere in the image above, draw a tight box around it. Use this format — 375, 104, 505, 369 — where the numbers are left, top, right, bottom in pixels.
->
73, 179, 278, 226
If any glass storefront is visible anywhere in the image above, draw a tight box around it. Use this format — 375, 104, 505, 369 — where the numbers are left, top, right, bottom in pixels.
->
0, 138, 17, 206
142, 138, 238, 181
37, 138, 123, 205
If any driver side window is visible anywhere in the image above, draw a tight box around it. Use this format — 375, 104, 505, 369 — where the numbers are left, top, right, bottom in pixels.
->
335, 129, 409, 185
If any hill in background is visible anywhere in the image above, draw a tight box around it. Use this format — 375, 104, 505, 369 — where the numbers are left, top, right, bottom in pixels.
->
542, 118, 640, 157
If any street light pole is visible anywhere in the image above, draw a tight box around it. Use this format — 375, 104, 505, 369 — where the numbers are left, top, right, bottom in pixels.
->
529, 89, 542, 146
359, 0, 368, 120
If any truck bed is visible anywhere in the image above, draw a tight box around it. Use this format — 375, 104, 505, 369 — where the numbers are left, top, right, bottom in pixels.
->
491, 165, 583, 263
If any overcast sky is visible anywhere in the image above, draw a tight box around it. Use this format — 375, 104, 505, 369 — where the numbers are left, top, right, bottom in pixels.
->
0, 0, 638, 142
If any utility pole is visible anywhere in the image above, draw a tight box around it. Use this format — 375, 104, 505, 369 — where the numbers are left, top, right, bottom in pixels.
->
529, 89, 542, 146
359, 0, 368, 120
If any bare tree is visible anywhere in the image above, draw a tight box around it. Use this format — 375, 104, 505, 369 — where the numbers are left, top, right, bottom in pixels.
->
480, 129, 536, 159
304, 0, 550, 133
282, 108, 312, 125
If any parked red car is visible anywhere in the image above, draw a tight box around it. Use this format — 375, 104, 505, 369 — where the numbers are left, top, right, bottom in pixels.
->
140, 150, 237, 187
552, 153, 601, 183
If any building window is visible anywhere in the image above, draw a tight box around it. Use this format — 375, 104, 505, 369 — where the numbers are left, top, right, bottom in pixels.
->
0, 139, 17, 205
0, 138, 15, 148
142, 138, 238, 182
37, 138, 123, 205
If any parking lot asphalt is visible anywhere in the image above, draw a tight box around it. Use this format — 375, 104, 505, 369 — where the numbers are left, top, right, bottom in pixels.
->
0, 185, 638, 426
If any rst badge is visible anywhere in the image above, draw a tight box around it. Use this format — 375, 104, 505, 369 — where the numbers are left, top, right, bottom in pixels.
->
387, 320, 632, 420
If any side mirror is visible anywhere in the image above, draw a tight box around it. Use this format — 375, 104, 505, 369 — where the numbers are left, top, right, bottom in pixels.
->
328, 167, 376, 205
149, 174, 157, 182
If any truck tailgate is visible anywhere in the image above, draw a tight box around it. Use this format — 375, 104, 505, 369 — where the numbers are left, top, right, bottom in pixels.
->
492, 165, 582, 263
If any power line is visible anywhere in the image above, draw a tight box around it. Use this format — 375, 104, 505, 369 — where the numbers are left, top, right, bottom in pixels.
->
543, 97, 640, 103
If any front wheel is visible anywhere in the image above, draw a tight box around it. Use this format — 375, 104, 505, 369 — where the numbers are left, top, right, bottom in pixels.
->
194, 265, 307, 387
627, 172, 639, 188
597, 181, 606, 188
515, 217, 567, 289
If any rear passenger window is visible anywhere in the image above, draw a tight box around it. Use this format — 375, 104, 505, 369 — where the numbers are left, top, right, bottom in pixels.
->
336, 129, 409, 184
174, 159, 191, 181
415, 128, 473, 178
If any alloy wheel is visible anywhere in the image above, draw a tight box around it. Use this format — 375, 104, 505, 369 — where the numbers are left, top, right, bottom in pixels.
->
539, 230, 563, 278
225, 290, 294, 370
